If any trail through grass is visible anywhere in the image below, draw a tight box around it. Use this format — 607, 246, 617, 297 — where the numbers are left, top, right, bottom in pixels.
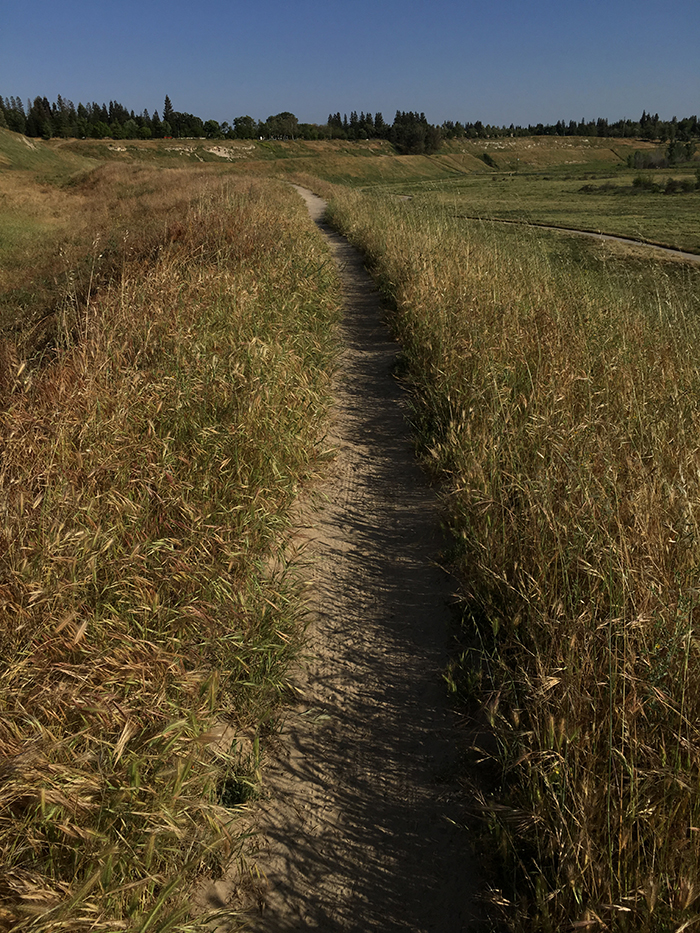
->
326, 185, 700, 931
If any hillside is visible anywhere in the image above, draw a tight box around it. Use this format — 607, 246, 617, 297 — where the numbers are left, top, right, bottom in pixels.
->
42, 133, 661, 185
0, 126, 95, 177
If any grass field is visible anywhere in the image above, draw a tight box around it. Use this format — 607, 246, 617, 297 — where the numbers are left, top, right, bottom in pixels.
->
0, 146, 341, 930
325, 185, 700, 931
387, 169, 700, 254
3, 125, 700, 930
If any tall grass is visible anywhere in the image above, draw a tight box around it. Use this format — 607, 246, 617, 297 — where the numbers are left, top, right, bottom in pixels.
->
0, 176, 340, 930
327, 187, 700, 931
0, 163, 239, 353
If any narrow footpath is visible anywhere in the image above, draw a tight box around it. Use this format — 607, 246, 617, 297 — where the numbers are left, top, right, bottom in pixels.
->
207, 187, 484, 931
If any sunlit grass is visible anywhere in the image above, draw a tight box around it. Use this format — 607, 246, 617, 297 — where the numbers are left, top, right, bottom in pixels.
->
0, 175, 340, 929
327, 186, 700, 931
384, 169, 700, 253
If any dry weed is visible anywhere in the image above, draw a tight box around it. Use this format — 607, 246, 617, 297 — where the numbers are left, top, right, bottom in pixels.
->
327, 187, 700, 931
0, 176, 340, 929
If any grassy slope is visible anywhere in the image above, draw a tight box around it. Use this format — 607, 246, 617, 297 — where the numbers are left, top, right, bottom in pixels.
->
43, 135, 699, 251
0, 127, 95, 176
47, 133, 663, 187
399, 170, 700, 253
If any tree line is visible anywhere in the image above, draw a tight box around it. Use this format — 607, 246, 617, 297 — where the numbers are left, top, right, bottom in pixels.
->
0, 94, 223, 142
443, 111, 699, 143
0, 93, 442, 154
1, 93, 698, 153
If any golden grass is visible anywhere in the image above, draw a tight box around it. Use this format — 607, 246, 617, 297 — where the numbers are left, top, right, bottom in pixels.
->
326, 186, 700, 931
0, 163, 246, 357
0, 174, 340, 929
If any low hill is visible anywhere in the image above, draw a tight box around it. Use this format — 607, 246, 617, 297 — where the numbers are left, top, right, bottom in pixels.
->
438, 134, 659, 172
47, 134, 657, 185
43, 134, 660, 188
0, 126, 95, 178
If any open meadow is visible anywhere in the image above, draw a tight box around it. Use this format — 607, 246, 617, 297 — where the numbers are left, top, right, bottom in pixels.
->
2, 126, 700, 930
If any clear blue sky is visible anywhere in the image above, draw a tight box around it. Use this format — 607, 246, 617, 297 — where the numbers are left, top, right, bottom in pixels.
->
2, 0, 698, 127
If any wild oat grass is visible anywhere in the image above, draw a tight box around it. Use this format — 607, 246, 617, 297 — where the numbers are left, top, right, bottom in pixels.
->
327, 187, 700, 931
0, 176, 340, 930
0, 163, 237, 353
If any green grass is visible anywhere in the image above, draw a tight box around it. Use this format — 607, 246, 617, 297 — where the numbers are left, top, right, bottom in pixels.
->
0, 126, 96, 178
391, 168, 700, 253
325, 185, 700, 931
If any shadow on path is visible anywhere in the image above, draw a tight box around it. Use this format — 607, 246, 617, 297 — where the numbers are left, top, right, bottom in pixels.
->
202, 186, 486, 932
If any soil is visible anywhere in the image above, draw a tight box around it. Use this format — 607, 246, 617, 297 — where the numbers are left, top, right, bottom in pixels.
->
199, 187, 485, 931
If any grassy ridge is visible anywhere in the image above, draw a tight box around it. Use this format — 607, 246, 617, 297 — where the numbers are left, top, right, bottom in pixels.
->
0, 128, 95, 176
0, 175, 340, 930
326, 187, 700, 931
42, 133, 659, 191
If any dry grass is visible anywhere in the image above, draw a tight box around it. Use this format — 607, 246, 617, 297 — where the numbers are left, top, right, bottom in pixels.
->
0, 163, 237, 355
326, 186, 700, 931
0, 174, 340, 930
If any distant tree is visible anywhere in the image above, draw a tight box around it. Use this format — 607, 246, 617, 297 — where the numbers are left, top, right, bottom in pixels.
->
163, 95, 174, 125
176, 112, 204, 137
298, 123, 320, 140
265, 111, 298, 139
426, 123, 442, 152
360, 111, 374, 137
666, 137, 696, 164
390, 111, 441, 154
26, 96, 52, 137
1, 95, 27, 134
234, 115, 256, 139
327, 112, 345, 138
204, 119, 221, 138
91, 120, 112, 139
374, 112, 387, 138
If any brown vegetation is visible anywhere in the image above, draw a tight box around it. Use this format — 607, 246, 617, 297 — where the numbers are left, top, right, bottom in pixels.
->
0, 172, 340, 930
326, 187, 700, 931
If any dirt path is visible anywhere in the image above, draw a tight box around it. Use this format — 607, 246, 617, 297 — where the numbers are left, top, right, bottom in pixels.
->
204, 188, 484, 931
451, 212, 700, 264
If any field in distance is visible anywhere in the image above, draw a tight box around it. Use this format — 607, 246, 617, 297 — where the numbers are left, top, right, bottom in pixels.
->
45, 132, 700, 252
